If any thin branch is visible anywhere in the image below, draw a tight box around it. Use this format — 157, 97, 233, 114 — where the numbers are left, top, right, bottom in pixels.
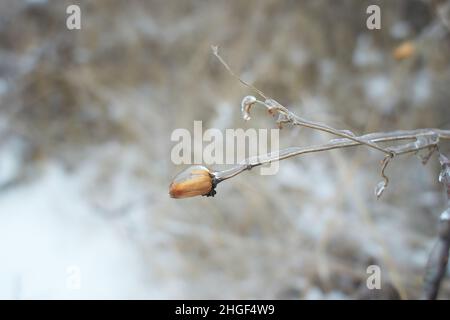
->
212, 45, 394, 157
213, 129, 450, 183
211, 45, 268, 100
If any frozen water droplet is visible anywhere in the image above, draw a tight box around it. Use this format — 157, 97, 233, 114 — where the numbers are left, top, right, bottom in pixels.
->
241, 95, 256, 121
414, 136, 427, 149
439, 167, 450, 184
439, 170, 445, 183
375, 181, 387, 199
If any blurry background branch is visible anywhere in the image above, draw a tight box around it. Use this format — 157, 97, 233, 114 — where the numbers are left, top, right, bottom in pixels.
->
423, 153, 450, 299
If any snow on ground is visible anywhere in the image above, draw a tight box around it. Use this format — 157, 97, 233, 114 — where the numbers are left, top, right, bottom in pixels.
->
0, 143, 166, 299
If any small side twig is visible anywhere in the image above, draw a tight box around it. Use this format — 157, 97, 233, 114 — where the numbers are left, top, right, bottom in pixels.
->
211, 45, 268, 100
375, 154, 393, 199
423, 153, 450, 300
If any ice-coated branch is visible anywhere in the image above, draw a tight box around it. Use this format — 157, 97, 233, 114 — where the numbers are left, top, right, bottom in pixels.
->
213, 128, 449, 187
209, 45, 450, 197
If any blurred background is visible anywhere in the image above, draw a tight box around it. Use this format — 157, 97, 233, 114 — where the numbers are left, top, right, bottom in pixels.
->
0, 0, 450, 299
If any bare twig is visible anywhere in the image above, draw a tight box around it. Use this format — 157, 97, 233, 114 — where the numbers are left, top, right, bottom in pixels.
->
423, 153, 450, 300
375, 154, 393, 199
436, 0, 450, 31
211, 45, 268, 100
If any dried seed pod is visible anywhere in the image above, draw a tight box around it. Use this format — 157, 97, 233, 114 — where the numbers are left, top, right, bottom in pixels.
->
169, 166, 215, 199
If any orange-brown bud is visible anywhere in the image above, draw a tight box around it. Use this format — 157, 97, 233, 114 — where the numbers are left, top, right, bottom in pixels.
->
169, 166, 214, 199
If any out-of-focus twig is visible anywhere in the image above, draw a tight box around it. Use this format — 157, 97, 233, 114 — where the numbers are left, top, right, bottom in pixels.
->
423, 153, 450, 300
436, 0, 450, 31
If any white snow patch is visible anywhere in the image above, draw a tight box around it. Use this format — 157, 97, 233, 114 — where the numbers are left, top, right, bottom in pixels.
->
0, 152, 162, 299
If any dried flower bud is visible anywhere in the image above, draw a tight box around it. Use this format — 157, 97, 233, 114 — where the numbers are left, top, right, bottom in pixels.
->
169, 165, 214, 199
241, 95, 257, 121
